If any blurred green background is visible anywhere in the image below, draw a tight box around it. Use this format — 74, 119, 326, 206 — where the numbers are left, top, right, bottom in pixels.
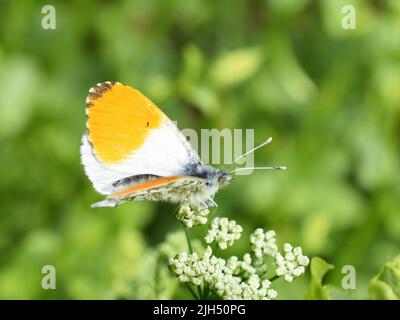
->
0, 0, 399, 299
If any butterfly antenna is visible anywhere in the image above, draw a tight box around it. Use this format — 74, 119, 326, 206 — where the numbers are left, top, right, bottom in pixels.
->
234, 136, 273, 163
224, 136, 287, 174
230, 166, 287, 174
225, 136, 273, 171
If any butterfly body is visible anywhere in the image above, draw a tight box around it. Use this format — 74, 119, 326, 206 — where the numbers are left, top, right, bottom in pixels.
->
89, 163, 232, 208
81, 82, 233, 209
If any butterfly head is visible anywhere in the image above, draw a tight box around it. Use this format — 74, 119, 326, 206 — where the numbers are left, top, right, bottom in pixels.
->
181, 163, 233, 207
215, 169, 234, 189
185, 163, 233, 190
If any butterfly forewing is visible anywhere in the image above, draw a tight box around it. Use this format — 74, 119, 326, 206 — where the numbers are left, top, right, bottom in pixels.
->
81, 82, 201, 195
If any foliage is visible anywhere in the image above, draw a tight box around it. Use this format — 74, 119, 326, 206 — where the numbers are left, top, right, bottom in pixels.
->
306, 257, 334, 300
369, 255, 400, 300
169, 214, 309, 300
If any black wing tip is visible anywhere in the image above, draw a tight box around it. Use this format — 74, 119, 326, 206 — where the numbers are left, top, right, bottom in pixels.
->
85, 81, 120, 106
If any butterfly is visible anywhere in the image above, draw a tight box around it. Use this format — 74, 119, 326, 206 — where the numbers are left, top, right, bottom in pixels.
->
80, 82, 285, 209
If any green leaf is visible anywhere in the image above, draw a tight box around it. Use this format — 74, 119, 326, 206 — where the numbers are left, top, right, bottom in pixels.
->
369, 256, 400, 300
210, 47, 262, 88
306, 257, 334, 300
369, 279, 398, 300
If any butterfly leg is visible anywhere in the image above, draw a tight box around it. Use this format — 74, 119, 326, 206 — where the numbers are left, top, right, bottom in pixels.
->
182, 202, 209, 216
210, 205, 219, 216
197, 201, 218, 217
206, 197, 218, 208
200, 201, 209, 210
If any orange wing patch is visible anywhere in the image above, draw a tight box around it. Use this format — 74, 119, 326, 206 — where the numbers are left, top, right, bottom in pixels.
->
110, 176, 183, 198
86, 82, 165, 164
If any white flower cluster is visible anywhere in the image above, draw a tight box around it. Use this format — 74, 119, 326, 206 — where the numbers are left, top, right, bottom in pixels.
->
169, 221, 310, 300
176, 205, 209, 228
275, 243, 310, 282
250, 228, 278, 258
169, 246, 277, 300
205, 218, 243, 249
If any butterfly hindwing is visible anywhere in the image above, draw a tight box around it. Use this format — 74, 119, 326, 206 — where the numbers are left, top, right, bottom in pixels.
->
109, 175, 205, 203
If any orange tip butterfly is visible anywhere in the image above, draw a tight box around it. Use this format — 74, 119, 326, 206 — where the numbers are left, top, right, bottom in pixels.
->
80, 82, 286, 209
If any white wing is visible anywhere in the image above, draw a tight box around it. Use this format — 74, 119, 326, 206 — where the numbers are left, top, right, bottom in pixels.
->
81, 83, 200, 195
81, 117, 200, 195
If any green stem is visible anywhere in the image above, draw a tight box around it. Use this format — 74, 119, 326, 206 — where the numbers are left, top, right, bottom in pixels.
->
203, 283, 211, 300
269, 274, 280, 282
183, 227, 202, 299
185, 283, 199, 299
184, 227, 193, 254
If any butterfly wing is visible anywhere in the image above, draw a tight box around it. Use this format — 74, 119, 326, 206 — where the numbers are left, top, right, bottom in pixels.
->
80, 82, 200, 195
91, 175, 206, 208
